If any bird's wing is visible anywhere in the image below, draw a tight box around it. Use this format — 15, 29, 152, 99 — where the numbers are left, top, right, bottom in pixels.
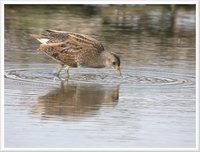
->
32, 30, 105, 67
43, 30, 104, 51
31, 29, 104, 52
38, 36, 104, 67
38, 43, 78, 67
30, 30, 68, 44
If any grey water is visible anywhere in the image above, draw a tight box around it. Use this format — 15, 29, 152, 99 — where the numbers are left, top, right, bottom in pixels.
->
4, 5, 196, 148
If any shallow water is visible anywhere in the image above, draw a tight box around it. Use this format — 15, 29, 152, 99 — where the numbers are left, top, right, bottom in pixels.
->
4, 5, 196, 148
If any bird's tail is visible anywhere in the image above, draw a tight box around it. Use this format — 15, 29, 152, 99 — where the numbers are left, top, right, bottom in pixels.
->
30, 34, 49, 44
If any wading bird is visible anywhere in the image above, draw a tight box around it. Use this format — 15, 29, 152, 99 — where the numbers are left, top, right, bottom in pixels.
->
31, 29, 121, 79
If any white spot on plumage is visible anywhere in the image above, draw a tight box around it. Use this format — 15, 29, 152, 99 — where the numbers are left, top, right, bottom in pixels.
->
37, 38, 49, 44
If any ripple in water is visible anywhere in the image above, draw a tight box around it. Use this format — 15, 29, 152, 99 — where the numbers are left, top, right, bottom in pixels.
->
4, 67, 195, 87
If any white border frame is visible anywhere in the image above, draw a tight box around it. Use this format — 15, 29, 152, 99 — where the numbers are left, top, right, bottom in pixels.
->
1, 0, 199, 151
0, 0, 5, 151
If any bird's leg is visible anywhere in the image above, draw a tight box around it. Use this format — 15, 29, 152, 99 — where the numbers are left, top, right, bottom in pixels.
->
53, 64, 64, 79
65, 65, 70, 80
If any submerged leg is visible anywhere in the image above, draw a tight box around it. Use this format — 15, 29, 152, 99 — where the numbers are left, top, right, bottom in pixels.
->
53, 64, 64, 78
65, 65, 70, 80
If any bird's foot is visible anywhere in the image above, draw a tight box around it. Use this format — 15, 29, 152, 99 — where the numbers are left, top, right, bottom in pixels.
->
53, 64, 64, 81
64, 65, 70, 81
53, 73, 62, 81
65, 73, 70, 81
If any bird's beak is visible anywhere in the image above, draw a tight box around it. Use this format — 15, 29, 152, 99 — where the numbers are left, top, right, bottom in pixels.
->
114, 65, 122, 76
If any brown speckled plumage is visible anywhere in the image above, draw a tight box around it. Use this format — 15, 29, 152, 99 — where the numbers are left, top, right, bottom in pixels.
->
31, 29, 121, 78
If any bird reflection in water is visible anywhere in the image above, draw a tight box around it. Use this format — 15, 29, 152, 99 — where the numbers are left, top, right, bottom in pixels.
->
32, 81, 119, 120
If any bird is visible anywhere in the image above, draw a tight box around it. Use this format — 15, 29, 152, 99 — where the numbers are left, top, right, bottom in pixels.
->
30, 29, 121, 79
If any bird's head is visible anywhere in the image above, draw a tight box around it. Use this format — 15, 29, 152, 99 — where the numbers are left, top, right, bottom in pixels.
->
103, 52, 121, 76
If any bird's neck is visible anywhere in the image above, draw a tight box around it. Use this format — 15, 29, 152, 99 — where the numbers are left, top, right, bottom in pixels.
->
98, 51, 112, 67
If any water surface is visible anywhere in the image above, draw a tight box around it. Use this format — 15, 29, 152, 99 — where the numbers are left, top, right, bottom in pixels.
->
4, 5, 196, 148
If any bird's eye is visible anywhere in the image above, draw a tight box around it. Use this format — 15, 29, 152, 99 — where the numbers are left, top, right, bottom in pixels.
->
113, 62, 116, 65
